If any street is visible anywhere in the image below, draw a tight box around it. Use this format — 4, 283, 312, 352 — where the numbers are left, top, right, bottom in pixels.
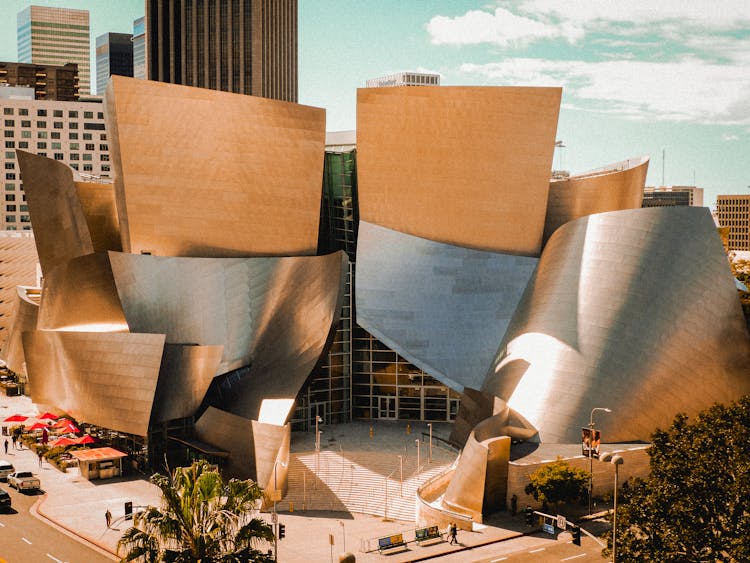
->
0, 480, 114, 563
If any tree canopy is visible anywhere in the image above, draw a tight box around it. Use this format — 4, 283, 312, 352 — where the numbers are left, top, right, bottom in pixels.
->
117, 459, 274, 563
614, 397, 750, 562
524, 458, 589, 508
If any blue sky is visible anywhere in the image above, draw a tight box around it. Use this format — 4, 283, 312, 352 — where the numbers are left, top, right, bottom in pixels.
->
1, 1, 748, 205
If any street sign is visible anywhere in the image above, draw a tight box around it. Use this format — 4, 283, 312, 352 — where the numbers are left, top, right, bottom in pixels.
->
557, 515, 567, 529
542, 522, 555, 535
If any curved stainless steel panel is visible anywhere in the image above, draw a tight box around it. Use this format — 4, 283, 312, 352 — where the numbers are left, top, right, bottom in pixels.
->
355, 221, 537, 392
0, 232, 38, 352
21, 330, 166, 436
357, 86, 561, 255
75, 181, 121, 253
543, 156, 649, 245
151, 343, 224, 424
108, 250, 348, 422
16, 151, 94, 273
105, 76, 325, 258
484, 207, 750, 443
0, 287, 40, 376
37, 252, 127, 332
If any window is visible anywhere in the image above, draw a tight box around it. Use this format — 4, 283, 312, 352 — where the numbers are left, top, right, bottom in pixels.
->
101, 164, 110, 172
4, 152, 14, 159
20, 216, 29, 223
2, 108, 12, 116
5, 194, 15, 201
4, 142, 14, 148
83, 163, 93, 171
69, 122, 78, 129
4, 120, 14, 127
53, 122, 63, 129
21, 131, 30, 138
84, 123, 105, 130
97, 112, 103, 119
3, 131, 13, 138
51, 132, 60, 139
36, 109, 46, 116
6, 216, 15, 223
100, 134, 107, 140
101, 154, 109, 161
21, 120, 30, 128
85, 143, 94, 151
83, 154, 92, 161
36, 142, 46, 149
37, 131, 47, 139
51, 142, 61, 149
20, 205, 27, 212
68, 111, 78, 118
53, 153, 64, 160
5, 205, 15, 212
37, 152, 46, 157
18, 142, 27, 149
70, 163, 78, 170
19, 109, 28, 116
5, 184, 14, 190
4, 174, 15, 180
70, 153, 79, 160
99, 144, 108, 151
84, 111, 93, 119
82, 133, 92, 140
53, 109, 63, 118
36, 121, 46, 128
69, 132, 78, 140
70, 143, 79, 150
4, 163, 15, 170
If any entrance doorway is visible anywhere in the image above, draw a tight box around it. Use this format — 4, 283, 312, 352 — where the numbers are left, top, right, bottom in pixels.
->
377, 396, 397, 419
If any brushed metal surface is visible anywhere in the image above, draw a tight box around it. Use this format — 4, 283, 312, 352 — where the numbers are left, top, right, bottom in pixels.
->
75, 181, 122, 253
483, 206, 750, 443
151, 343, 224, 423
543, 156, 649, 245
355, 221, 537, 392
0, 286, 40, 376
22, 330, 166, 436
16, 151, 95, 273
357, 86, 561, 255
0, 233, 38, 352
105, 76, 325, 258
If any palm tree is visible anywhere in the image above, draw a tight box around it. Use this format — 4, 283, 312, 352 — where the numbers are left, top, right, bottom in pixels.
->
117, 459, 274, 562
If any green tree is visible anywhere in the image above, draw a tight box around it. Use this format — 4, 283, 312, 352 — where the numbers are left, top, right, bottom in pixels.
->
614, 397, 750, 562
117, 459, 274, 563
524, 458, 589, 509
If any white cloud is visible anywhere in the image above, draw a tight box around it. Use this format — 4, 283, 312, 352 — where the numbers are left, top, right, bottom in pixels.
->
459, 57, 750, 125
722, 133, 740, 141
426, 7, 583, 46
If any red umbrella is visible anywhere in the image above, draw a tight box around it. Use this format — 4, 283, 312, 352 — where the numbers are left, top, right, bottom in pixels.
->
53, 418, 72, 428
28, 422, 48, 431
49, 437, 77, 447
61, 423, 80, 434
76, 434, 95, 445
37, 412, 59, 420
3, 414, 28, 423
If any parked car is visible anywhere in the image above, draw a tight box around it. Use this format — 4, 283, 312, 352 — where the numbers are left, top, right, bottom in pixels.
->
7, 471, 40, 492
0, 488, 10, 510
0, 460, 14, 480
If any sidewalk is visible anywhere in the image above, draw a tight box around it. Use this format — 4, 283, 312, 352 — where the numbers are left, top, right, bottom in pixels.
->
2, 394, 538, 562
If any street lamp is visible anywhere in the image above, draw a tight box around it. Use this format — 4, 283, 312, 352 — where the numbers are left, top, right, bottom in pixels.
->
315, 415, 322, 452
272, 459, 288, 562
427, 423, 433, 463
338, 520, 346, 552
397, 455, 403, 496
599, 452, 624, 563
415, 438, 420, 473
588, 407, 611, 514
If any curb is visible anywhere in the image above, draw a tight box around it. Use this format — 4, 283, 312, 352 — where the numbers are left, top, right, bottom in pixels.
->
31, 493, 120, 560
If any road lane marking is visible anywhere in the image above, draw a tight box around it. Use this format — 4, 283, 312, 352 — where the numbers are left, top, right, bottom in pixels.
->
46, 555, 64, 563
529, 547, 546, 553
21, 537, 32, 544
561, 554, 587, 561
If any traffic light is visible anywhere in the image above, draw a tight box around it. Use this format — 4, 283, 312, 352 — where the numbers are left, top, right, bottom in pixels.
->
524, 506, 533, 526
278, 523, 286, 540
571, 525, 581, 546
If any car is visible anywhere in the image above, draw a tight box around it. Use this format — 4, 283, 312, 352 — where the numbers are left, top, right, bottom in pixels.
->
0, 488, 10, 510
0, 460, 14, 480
7, 471, 40, 492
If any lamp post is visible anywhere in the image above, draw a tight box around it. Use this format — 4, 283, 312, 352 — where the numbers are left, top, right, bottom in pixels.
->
427, 423, 433, 463
415, 438, 420, 473
397, 455, 403, 496
338, 520, 346, 552
588, 407, 611, 514
599, 452, 624, 563
315, 415, 322, 452
272, 459, 288, 562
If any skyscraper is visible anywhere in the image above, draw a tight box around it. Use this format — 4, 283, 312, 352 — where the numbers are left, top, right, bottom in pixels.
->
96, 33, 134, 95
133, 17, 146, 80
17, 6, 91, 96
146, 0, 298, 102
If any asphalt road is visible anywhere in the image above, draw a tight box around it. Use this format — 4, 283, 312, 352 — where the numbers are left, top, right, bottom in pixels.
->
0, 482, 114, 563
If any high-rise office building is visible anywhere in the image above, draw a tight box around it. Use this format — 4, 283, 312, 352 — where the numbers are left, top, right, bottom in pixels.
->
146, 0, 298, 102
366, 71, 441, 88
17, 6, 91, 96
643, 185, 704, 207
0, 62, 79, 101
716, 194, 750, 251
96, 33, 134, 95
133, 17, 146, 80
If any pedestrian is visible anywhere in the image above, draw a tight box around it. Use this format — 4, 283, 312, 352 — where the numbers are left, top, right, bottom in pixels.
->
11, 435, 16, 450
3, 439, 7, 454
105, 508, 112, 529
448, 522, 458, 545
38, 450, 43, 467
511, 493, 518, 516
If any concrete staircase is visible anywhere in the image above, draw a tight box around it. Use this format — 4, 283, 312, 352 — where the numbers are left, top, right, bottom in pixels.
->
280, 448, 455, 522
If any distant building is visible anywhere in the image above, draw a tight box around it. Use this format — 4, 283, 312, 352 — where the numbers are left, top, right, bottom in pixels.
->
17, 6, 91, 96
0, 97, 111, 230
366, 71, 441, 88
0, 62, 79, 101
96, 33, 134, 95
146, 0, 298, 102
643, 185, 704, 207
132, 17, 146, 80
716, 194, 750, 250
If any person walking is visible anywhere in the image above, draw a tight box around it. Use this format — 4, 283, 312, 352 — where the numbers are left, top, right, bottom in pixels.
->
38, 450, 43, 467
3, 439, 7, 455
11, 435, 16, 450
448, 522, 458, 545
105, 508, 112, 529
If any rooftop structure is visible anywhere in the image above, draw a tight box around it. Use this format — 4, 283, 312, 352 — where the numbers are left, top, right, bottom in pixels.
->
366, 71, 440, 88
716, 194, 750, 251
0, 61, 79, 101
643, 185, 704, 207
17, 6, 91, 96
95, 33, 133, 95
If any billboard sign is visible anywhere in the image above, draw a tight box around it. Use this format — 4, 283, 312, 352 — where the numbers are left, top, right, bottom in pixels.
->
581, 427, 601, 458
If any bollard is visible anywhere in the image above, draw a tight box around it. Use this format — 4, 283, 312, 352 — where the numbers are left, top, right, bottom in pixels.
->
369, 426, 373, 438
289, 501, 294, 513
406, 424, 411, 435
